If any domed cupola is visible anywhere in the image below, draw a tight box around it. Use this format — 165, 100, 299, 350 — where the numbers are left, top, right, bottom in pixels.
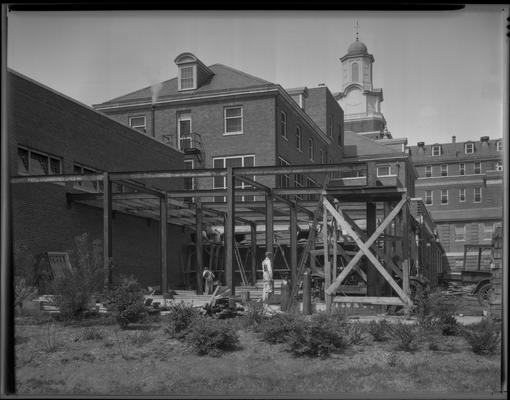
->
347, 39, 368, 56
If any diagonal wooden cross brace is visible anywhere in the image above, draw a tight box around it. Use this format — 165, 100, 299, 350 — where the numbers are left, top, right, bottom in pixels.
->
323, 196, 412, 306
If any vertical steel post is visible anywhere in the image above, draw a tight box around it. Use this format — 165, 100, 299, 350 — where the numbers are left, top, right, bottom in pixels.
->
225, 167, 235, 294
265, 193, 274, 256
366, 202, 377, 296
290, 203, 298, 282
250, 223, 257, 285
160, 193, 168, 295
195, 199, 204, 294
323, 207, 331, 311
103, 172, 112, 290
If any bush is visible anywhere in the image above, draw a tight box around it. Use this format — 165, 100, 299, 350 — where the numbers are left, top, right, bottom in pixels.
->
185, 316, 239, 356
343, 321, 365, 345
415, 291, 459, 333
165, 303, 202, 339
368, 320, 389, 342
81, 327, 104, 341
242, 300, 265, 329
51, 234, 103, 320
257, 312, 306, 344
462, 317, 501, 355
104, 276, 147, 328
388, 322, 420, 352
438, 314, 460, 336
286, 315, 347, 358
14, 277, 38, 310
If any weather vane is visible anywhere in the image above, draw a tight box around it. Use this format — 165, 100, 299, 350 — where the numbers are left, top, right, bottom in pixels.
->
355, 20, 360, 41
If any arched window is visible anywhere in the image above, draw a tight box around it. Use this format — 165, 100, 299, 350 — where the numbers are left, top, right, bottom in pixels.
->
351, 62, 359, 82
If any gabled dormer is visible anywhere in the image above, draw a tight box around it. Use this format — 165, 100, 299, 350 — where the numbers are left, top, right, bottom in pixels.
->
174, 52, 215, 92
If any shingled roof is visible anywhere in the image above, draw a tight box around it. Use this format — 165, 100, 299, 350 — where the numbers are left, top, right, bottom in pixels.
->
96, 64, 275, 106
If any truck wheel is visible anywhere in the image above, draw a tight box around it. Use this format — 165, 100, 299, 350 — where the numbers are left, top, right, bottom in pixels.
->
477, 283, 492, 307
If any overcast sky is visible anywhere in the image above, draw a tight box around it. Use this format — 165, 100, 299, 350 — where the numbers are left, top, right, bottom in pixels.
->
7, 6, 508, 146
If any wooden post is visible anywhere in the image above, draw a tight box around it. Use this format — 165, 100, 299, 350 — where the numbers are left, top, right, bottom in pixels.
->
367, 161, 377, 186
160, 193, 168, 295
332, 215, 338, 305
402, 259, 410, 296
323, 206, 331, 311
103, 172, 112, 289
250, 223, 257, 285
225, 167, 235, 295
383, 201, 392, 296
195, 199, 204, 295
302, 269, 312, 315
290, 203, 298, 283
265, 193, 274, 257
366, 202, 377, 296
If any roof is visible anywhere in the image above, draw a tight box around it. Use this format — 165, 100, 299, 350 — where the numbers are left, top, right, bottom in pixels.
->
344, 131, 402, 157
97, 64, 274, 106
347, 40, 368, 56
408, 138, 503, 162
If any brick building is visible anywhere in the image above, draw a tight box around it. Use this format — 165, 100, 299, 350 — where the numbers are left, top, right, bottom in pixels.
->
8, 70, 190, 288
408, 136, 504, 273
93, 52, 345, 197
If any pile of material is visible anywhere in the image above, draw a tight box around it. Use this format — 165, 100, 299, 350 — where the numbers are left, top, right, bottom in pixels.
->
443, 281, 477, 296
202, 286, 245, 319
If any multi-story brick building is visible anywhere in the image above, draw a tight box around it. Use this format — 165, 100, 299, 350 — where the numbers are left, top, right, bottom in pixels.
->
408, 136, 504, 273
93, 53, 345, 197
8, 69, 189, 287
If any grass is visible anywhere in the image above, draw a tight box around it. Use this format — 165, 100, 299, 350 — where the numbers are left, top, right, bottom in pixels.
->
14, 314, 502, 395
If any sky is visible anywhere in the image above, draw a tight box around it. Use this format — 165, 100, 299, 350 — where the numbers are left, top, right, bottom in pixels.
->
6, 6, 508, 146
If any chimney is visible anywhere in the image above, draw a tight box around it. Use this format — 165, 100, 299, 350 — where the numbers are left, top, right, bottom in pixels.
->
452, 136, 456, 143
481, 136, 489, 142
318, 83, 326, 87
417, 142, 425, 152
151, 105, 156, 137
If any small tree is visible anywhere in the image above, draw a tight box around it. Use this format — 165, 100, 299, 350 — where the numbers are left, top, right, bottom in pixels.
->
104, 275, 146, 328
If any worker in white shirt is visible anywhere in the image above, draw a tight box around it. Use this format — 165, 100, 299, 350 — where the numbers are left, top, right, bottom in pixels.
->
262, 252, 274, 305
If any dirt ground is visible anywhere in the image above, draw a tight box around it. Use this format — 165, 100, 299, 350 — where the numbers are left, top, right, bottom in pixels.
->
14, 310, 502, 396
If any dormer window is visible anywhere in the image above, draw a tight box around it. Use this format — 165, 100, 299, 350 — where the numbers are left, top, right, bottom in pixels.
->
179, 65, 196, 91
465, 142, 474, 154
432, 145, 442, 156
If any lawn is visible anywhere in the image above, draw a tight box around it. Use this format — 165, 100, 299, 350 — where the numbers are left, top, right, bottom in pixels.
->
14, 312, 502, 396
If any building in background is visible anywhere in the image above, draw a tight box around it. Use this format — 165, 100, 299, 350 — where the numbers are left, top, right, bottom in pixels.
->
93, 52, 345, 199
408, 136, 504, 274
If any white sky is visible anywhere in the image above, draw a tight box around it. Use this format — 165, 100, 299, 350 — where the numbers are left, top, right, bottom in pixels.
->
6, 6, 508, 146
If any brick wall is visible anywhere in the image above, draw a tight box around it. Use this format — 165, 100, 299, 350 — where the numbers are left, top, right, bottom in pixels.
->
8, 71, 190, 288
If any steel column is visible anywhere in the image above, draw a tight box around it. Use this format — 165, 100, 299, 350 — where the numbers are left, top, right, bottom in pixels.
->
160, 194, 168, 294
103, 172, 112, 289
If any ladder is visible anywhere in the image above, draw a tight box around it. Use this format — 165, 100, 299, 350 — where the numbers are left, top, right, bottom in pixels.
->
234, 241, 249, 286
285, 173, 331, 310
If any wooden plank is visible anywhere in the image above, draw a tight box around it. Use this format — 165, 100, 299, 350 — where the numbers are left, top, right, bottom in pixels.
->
160, 194, 168, 295
323, 207, 331, 311
324, 196, 412, 306
366, 202, 378, 296
333, 296, 405, 306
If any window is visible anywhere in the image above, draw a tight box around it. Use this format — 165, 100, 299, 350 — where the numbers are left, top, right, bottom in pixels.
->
425, 165, 432, 177
294, 173, 304, 200
496, 161, 503, 171
328, 115, 333, 137
465, 142, 474, 154
432, 145, 442, 156
277, 157, 291, 189
351, 62, 359, 82
129, 116, 146, 133
17, 146, 62, 176
224, 106, 243, 134
296, 126, 302, 151
454, 225, 466, 241
213, 155, 254, 202
308, 138, 314, 161
459, 163, 465, 176
483, 223, 494, 240
73, 164, 102, 193
177, 111, 192, 149
319, 149, 325, 164
441, 189, 448, 205
280, 112, 287, 139
474, 161, 481, 174
474, 187, 482, 203
338, 126, 342, 146
425, 190, 433, 205
441, 164, 448, 177
178, 65, 195, 90
496, 141, 502, 151
459, 188, 466, 202
377, 164, 395, 177
184, 159, 194, 190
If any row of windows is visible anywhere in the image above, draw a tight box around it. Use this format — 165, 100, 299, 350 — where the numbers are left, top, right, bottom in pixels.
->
424, 188, 483, 205
453, 223, 497, 242
278, 157, 319, 201
423, 161, 502, 177
17, 146, 129, 194
430, 141, 502, 156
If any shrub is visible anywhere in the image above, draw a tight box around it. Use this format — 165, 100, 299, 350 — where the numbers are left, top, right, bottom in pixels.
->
415, 291, 459, 333
368, 320, 389, 342
185, 316, 239, 356
257, 312, 306, 344
50, 234, 103, 320
164, 303, 202, 339
41, 323, 62, 353
343, 321, 365, 345
438, 314, 460, 336
388, 322, 420, 352
14, 277, 38, 310
104, 276, 147, 329
130, 330, 154, 347
82, 327, 104, 341
242, 300, 265, 329
286, 316, 347, 358
462, 317, 501, 355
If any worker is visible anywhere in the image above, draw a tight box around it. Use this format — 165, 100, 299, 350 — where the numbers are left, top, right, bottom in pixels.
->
262, 252, 274, 306
203, 267, 215, 294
